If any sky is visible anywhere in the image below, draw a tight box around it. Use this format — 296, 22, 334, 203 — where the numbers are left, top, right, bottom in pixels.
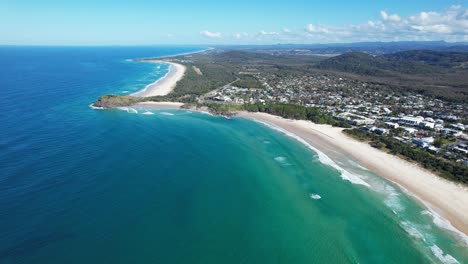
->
0, 0, 467, 45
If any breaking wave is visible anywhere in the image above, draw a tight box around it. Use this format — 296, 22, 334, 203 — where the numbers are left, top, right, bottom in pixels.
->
309, 193, 321, 200
117, 107, 138, 114
253, 120, 370, 187
430, 245, 460, 264
274, 156, 291, 166
89, 104, 104, 110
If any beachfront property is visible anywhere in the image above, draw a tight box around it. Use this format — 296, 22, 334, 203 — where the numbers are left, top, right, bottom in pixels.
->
335, 112, 375, 125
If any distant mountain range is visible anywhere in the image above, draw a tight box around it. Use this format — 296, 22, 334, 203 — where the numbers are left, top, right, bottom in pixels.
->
226, 41, 468, 55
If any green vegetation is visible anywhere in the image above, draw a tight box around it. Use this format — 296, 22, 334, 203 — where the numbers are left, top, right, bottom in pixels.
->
312, 51, 468, 102
316, 52, 439, 76
243, 103, 351, 127
193, 102, 351, 127
148, 62, 237, 103
344, 128, 468, 183
93, 95, 141, 108
234, 75, 263, 88
196, 103, 244, 116
384, 50, 468, 68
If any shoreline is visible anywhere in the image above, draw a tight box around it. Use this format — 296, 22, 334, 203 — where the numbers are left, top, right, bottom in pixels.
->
132, 102, 468, 239
237, 111, 468, 239
133, 47, 214, 61
131, 47, 213, 97
131, 61, 186, 97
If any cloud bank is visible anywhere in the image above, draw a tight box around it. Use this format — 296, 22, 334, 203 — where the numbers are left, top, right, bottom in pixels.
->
201, 5, 468, 43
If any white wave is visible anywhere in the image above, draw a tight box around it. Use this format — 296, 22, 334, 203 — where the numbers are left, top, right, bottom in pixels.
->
348, 159, 369, 171
186, 111, 193, 114
131, 67, 171, 97
263, 140, 271, 144
160, 112, 175, 116
117, 107, 138, 114
274, 156, 291, 166
430, 245, 459, 264
253, 120, 370, 187
121, 90, 130, 94
401, 221, 425, 240
89, 103, 104, 110
141, 111, 154, 115
310, 193, 321, 200
371, 181, 404, 213
421, 210, 468, 246
274, 156, 286, 162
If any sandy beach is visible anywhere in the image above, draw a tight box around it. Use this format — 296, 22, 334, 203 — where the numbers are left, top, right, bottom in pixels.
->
132, 61, 186, 97
136, 101, 184, 109
130, 102, 468, 238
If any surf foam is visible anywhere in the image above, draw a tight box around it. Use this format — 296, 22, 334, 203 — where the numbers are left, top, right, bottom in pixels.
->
253, 120, 370, 187
430, 245, 460, 264
309, 193, 321, 200
117, 107, 138, 114
89, 104, 104, 110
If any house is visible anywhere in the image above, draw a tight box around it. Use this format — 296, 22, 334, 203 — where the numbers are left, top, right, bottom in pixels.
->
427, 146, 440, 153
385, 122, 399, 129
419, 121, 435, 129
375, 128, 389, 135
421, 137, 434, 144
335, 112, 375, 125
441, 129, 463, 137
402, 127, 417, 134
398, 116, 424, 126
412, 138, 429, 148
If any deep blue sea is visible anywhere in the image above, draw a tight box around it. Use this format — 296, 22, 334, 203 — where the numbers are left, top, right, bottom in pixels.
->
0, 46, 467, 263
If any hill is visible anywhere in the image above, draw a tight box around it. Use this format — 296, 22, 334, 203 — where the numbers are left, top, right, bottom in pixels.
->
315, 52, 438, 76
383, 50, 468, 68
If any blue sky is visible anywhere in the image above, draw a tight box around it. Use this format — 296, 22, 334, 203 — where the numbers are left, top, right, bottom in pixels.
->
0, 0, 467, 45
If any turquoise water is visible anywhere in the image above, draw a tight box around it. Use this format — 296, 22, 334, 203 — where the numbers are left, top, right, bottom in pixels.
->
0, 46, 466, 263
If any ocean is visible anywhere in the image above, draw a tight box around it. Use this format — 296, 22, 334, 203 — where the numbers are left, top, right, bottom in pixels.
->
0, 46, 466, 263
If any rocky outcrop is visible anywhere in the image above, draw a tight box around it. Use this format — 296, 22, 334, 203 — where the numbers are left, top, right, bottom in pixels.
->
93, 95, 140, 108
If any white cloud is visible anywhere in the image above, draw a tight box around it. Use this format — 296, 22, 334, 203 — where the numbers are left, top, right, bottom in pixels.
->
259, 30, 279, 35
380, 11, 401, 22
197, 5, 468, 43
233, 32, 248, 39
302, 5, 468, 42
200, 30, 222, 38
305, 24, 330, 34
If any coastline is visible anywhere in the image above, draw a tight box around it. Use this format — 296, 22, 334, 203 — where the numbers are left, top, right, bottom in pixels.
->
131, 47, 213, 97
131, 61, 186, 97
132, 102, 468, 239
236, 111, 468, 238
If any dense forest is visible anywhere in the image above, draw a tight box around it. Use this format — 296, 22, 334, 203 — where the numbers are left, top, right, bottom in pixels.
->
316, 51, 442, 75
383, 50, 468, 68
